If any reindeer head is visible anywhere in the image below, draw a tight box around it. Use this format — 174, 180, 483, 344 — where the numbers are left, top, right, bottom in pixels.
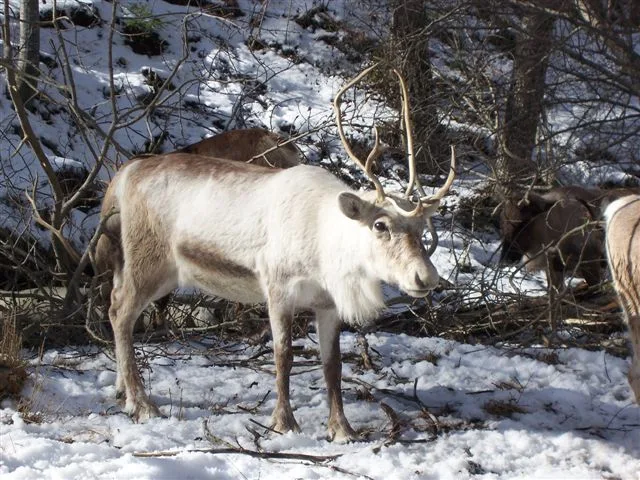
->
333, 64, 456, 296
499, 192, 554, 264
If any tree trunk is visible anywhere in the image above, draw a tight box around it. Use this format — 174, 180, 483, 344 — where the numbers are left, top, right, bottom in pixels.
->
17, 0, 40, 105
574, 0, 640, 97
390, 0, 446, 174
497, 10, 554, 193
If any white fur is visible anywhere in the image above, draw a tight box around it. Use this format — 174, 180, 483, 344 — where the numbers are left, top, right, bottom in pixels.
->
603, 193, 640, 404
604, 194, 640, 223
119, 163, 436, 324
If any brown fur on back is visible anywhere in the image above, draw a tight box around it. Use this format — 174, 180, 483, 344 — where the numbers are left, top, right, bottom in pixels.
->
175, 128, 301, 168
129, 151, 279, 180
543, 186, 640, 218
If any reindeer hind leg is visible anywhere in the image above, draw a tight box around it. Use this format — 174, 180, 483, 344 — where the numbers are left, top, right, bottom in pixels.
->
109, 271, 168, 421
109, 242, 176, 421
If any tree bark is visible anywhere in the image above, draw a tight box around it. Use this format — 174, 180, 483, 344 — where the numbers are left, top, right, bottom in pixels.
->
17, 0, 40, 105
390, 0, 446, 174
497, 10, 554, 193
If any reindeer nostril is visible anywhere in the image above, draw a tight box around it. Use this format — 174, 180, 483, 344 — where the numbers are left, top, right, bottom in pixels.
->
415, 272, 426, 289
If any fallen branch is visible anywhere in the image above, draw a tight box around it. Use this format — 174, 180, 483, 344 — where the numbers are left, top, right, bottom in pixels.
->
132, 446, 340, 463
380, 402, 403, 443
132, 444, 375, 479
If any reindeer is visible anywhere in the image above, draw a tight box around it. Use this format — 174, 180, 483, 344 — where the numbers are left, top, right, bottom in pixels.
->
95, 65, 456, 442
173, 128, 302, 168
499, 188, 605, 290
498, 185, 640, 291
604, 195, 640, 403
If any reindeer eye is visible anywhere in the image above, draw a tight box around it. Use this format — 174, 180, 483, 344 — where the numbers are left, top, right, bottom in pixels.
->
373, 220, 388, 233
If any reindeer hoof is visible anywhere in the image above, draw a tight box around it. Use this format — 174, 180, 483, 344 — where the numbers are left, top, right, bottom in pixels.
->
126, 400, 163, 422
328, 423, 360, 443
330, 432, 360, 443
271, 408, 301, 434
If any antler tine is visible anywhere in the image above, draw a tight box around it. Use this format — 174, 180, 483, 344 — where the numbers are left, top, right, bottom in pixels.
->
420, 147, 455, 256
422, 145, 456, 203
333, 63, 386, 203
386, 197, 423, 217
425, 218, 439, 257
392, 69, 417, 200
364, 126, 383, 173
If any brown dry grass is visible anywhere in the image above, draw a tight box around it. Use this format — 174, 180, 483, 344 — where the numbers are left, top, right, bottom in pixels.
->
482, 399, 527, 418
0, 313, 27, 399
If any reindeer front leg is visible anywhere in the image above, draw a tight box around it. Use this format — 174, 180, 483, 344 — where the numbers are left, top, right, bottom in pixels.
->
315, 308, 358, 442
267, 295, 300, 434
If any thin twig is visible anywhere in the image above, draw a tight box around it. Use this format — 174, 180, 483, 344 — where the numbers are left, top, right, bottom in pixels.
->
24, 189, 81, 265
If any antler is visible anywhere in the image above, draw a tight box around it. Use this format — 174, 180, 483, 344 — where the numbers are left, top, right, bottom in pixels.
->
388, 68, 423, 217
420, 146, 456, 204
334, 65, 456, 217
333, 63, 386, 204
391, 70, 456, 216
393, 69, 417, 200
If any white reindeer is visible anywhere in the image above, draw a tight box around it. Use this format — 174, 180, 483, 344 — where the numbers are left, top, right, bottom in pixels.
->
95, 65, 456, 442
604, 195, 640, 403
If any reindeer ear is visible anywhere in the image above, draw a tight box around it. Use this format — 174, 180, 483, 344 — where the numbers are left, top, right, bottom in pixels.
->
338, 192, 366, 220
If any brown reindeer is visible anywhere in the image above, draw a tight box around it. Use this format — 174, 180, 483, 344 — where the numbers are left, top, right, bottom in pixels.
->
499, 185, 640, 290
604, 194, 640, 403
95, 65, 456, 441
173, 128, 302, 168
499, 188, 605, 290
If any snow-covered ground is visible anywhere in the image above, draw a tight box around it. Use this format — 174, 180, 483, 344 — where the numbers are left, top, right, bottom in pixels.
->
1, 0, 639, 478
2, 333, 639, 479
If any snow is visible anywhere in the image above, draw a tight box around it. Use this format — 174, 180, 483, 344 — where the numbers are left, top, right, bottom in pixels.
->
0, 0, 639, 478
2, 333, 639, 479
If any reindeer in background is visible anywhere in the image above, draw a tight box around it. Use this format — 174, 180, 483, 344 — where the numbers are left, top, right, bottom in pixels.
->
172, 127, 302, 168
498, 185, 640, 291
499, 188, 606, 291
95, 65, 455, 441
604, 195, 640, 404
